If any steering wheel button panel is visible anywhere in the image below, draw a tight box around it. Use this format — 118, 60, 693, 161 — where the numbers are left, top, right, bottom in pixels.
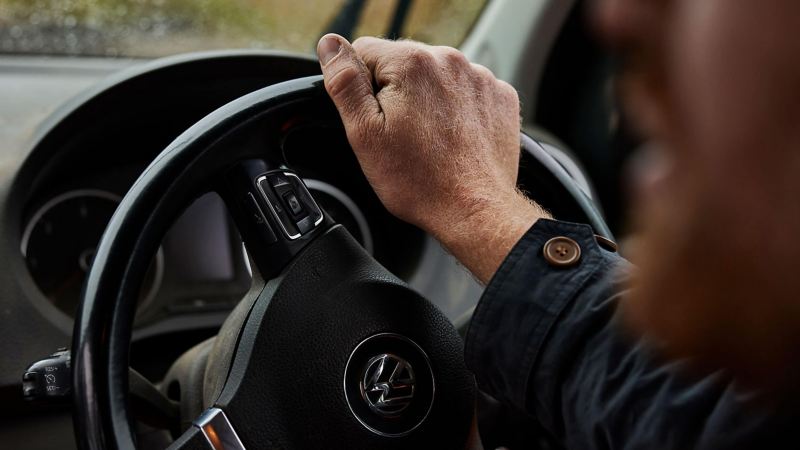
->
256, 171, 323, 240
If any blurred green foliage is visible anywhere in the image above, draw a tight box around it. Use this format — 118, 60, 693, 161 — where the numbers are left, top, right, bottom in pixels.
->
0, 0, 486, 57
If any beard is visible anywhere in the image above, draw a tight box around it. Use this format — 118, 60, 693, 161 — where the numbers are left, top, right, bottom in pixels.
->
621, 144, 800, 394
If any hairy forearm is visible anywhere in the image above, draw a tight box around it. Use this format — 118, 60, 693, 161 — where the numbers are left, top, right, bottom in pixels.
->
432, 191, 551, 284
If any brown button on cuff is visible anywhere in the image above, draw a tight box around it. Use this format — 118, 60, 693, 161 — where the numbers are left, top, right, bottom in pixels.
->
594, 235, 618, 253
543, 236, 581, 267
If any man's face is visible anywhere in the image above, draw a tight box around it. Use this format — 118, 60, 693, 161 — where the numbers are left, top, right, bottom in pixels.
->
594, 0, 800, 389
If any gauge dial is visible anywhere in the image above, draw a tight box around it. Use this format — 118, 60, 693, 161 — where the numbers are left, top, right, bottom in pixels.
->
21, 190, 163, 318
304, 179, 373, 254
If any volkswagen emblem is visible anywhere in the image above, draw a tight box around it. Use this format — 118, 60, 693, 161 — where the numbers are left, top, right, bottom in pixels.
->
344, 333, 435, 437
360, 354, 415, 417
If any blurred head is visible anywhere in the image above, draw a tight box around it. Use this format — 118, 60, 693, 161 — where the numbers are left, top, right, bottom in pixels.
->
593, 0, 800, 391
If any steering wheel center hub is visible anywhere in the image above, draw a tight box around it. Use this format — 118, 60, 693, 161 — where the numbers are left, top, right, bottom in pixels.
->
344, 333, 435, 437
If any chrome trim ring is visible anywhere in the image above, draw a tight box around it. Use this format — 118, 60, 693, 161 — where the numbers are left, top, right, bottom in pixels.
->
20, 189, 164, 317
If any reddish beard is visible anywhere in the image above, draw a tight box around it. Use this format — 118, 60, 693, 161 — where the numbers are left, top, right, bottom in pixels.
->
622, 147, 800, 396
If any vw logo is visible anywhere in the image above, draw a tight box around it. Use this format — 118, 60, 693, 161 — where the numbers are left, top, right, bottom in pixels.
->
360, 354, 415, 417
344, 333, 435, 437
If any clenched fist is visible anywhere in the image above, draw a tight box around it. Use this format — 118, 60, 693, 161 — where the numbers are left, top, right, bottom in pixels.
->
317, 34, 549, 283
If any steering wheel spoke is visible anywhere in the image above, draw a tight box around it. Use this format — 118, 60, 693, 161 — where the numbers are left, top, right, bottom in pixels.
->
129, 368, 181, 432
167, 408, 245, 450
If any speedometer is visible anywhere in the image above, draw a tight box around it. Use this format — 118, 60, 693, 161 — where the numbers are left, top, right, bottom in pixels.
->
21, 190, 163, 318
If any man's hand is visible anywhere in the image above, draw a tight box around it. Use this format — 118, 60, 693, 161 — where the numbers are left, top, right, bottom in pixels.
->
317, 34, 550, 283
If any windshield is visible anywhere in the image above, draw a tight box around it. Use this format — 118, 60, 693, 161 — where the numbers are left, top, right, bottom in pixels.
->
0, 0, 487, 57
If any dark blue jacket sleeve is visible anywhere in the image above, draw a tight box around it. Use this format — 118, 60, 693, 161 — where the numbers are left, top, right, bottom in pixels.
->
464, 219, 795, 450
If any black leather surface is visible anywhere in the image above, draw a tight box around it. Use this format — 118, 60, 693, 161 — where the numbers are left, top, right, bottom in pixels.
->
216, 225, 476, 449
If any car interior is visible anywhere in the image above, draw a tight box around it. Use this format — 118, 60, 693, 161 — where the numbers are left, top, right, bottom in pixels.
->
0, 0, 638, 448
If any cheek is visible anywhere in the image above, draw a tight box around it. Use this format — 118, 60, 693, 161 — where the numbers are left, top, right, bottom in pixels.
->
667, 0, 800, 242
669, 0, 800, 176
627, 0, 800, 388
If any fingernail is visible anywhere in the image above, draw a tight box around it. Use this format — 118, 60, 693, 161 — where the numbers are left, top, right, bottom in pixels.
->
318, 35, 342, 66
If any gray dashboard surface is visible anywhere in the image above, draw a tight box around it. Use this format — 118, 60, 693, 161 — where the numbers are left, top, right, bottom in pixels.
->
0, 57, 138, 174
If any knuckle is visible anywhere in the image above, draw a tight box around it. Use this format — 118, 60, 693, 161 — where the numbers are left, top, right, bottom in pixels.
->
497, 80, 519, 102
404, 47, 437, 71
351, 36, 370, 48
438, 46, 469, 68
352, 35, 379, 51
470, 62, 495, 81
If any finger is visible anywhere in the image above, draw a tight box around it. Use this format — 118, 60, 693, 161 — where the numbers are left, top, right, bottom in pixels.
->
351, 36, 386, 72
317, 33, 383, 133
353, 37, 429, 88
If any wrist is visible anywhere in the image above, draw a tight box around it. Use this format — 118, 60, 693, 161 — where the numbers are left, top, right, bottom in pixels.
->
430, 190, 551, 284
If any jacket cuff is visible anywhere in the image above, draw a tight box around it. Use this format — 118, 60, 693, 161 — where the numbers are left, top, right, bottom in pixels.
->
463, 218, 611, 411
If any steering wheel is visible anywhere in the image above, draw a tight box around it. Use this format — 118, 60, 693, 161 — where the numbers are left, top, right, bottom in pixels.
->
71, 75, 476, 449
71, 74, 610, 449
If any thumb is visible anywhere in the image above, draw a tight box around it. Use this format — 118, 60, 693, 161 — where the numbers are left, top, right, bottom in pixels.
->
317, 34, 382, 133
